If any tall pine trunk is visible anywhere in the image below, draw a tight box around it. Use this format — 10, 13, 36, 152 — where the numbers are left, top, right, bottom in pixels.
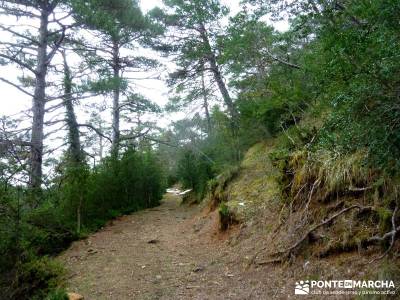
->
30, 9, 49, 193
199, 24, 237, 123
111, 38, 121, 157
199, 23, 240, 161
201, 60, 212, 135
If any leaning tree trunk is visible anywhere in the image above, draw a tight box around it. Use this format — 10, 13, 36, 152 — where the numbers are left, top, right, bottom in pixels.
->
208, 54, 237, 121
201, 60, 212, 135
111, 38, 121, 157
199, 23, 238, 123
29, 9, 50, 193
199, 23, 240, 161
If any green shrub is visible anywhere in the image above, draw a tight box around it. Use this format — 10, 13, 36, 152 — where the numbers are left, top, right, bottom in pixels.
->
0, 148, 167, 299
11, 256, 65, 300
177, 148, 214, 201
45, 289, 69, 300
83, 149, 165, 228
218, 202, 237, 231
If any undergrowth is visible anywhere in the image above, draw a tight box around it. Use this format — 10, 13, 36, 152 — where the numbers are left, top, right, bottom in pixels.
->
208, 165, 240, 210
267, 120, 400, 260
0, 149, 166, 299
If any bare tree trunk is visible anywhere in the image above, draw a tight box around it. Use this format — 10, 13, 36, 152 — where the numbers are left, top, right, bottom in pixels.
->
208, 55, 237, 120
201, 60, 212, 135
111, 39, 121, 157
199, 23, 238, 122
99, 122, 104, 160
29, 8, 49, 192
199, 23, 240, 161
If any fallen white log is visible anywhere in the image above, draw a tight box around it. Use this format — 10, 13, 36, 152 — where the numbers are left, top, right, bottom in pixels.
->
166, 188, 181, 194
179, 189, 192, 195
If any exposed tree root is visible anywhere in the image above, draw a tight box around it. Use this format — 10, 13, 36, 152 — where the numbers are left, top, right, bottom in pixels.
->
368, 203, 399, 262
302, 178, 321, 213
248, 202, 399, 267
246, 245, 268, 269
256, 258, 282, 266
274, 204, 371, 259
317, 238, 375, 258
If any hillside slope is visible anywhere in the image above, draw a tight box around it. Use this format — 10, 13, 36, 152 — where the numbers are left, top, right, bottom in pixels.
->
60, 141, 400, 299
207, 140, 400, 298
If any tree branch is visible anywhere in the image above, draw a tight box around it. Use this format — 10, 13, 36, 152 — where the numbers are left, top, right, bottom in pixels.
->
369, 203, 399, 262
0, 138, 32, 148
264, 49, 301, 70
276, 205, 369, 257
0, 77, 34, 97
77, 123, 112, 143
0, 24, 39, 45
46, 26, 66, 64
0, 53, 37, 74
119, 128, 151, 141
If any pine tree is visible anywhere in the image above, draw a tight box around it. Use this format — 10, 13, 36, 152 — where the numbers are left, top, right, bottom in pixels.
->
72, 0, 162, 156
0, 1, 69, 197
154, 0, 238, 127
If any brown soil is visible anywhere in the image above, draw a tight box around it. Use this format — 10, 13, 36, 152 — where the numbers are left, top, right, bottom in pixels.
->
60, 194, 277, 299
59, 193, 399, 300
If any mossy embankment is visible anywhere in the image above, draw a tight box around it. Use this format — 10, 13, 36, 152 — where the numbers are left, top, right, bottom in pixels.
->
206, 135, 400, 295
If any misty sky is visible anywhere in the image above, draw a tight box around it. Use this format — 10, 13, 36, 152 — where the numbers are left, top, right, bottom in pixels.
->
0, 0, 288, 124
0, 0, 290, 173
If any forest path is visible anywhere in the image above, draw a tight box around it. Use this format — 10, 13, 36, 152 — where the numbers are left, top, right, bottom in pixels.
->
59, 193, 272, 300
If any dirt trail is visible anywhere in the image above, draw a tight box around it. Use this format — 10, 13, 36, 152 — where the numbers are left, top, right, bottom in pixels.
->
60, 193, 277, 300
